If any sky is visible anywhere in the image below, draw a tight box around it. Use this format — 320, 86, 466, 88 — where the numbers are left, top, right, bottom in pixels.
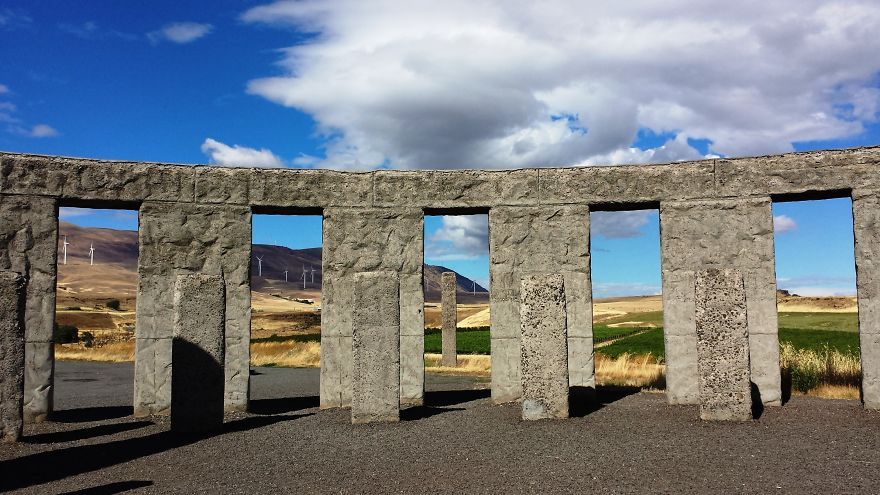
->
8, 1, 878, 296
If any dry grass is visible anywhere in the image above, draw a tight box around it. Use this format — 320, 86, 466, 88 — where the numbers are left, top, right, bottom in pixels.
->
780, 342, 860, 399
424, 353, 490, 375
250, 341, 321, 368
595, 353, 665, 389
54, 341, 134, 362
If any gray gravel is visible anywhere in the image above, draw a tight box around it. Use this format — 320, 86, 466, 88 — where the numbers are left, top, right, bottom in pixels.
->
2, 361, 880, 494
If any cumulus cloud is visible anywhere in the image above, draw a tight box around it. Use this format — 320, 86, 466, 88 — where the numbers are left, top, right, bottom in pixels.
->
773, 214, 797, 234
241, 0, 880, 170
426, 215, 489, 260
591, 211, 654, 239
201, 138, 285, 168
148, 22, 213, 44
28, 124, 58, 138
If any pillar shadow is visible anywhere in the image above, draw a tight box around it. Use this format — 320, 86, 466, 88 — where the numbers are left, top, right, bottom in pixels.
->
780, 368, 793, 405
248, 396, 320, 415
569, 385, 640, 418
400, 406, 464, 421
171, 338, 224, 432
51, 406, 134, 423
58, 480, 154, 494
750, 381, 765, 419
423, 389, 490, 407
0, 413, 312, 492
24, 421, 153, 444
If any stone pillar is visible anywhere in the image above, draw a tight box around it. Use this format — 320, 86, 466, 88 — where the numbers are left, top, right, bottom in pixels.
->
351, 271, 400, 424
853, 193, 880, 408
171, 274, 225, 432
489, 206, 591, 404
441, 271, 458, 367
695, 269, 752, 421
135, 202, 251, 417
660, 199, 780, 406
0, 271, 26, 442
520, 274, 569, 420
0, 195, 57, 423
321, 208, 423, 409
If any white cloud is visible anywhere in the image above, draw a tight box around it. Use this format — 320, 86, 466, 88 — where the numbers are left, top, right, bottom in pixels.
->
59, 21, 137, 41
148, 22, 213, 44
773, 214, 797, 234
591, 211, 654, 239
426, 215, 488, 260
593, 282, 661, 299
242, 0, 880, 170
29, 124, 58, 138
58, 207, 91, 219
201, 138, 285, 168
0, 84, 8, 94
777, 275, 856, 296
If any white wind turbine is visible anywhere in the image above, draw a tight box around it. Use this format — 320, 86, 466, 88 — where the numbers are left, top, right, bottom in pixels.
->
301, 265, 307, 289
62, 235, 70, 265
88, 243, 95, 266
284, 269, 289, 283
256, 255, 263, 277
472, 280, 476, 295
310, 265, 315, 284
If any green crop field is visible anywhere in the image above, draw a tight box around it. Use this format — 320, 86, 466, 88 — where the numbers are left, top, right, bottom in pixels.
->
777, 312, 858, 332
424, 328, 490, 354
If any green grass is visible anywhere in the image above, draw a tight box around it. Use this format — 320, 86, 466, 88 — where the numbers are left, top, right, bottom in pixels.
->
779, 328, 860, 355
597, 328, 666, 360
593, 325, 646, 343
424, 328, 490, 354
777, 312, 858, 332
251, 333, 321, 344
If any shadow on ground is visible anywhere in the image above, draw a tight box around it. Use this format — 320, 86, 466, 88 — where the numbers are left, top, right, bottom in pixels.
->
51, 406, 134, 423
570, 386, 641, 418
249, 396, 320, 415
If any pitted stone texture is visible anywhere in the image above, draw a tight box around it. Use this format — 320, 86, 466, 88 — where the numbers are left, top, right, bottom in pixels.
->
694, 269, 752, 421
351, 272, 400, 424
520, 274, 569, 420
321, 208, 423, 408
0, 195, 57, 423
0, 271, 25, 442
171, 274, 225, 432
854, 194, 880, 408
441, 272, 458, 367
135, 202, 251, 416
373, 169, 538, 208
660, 198, 780, 406
250, 168, 373, 208
489, 206, 591, 403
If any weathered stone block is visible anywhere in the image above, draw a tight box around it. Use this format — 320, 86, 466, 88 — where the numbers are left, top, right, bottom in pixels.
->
664, 334, 699, 404
351, 272, 400, 424
0, 271, 25, 442
520, 274, 569, 420
194, 166, 250, 205
441, 272, 458, 367
490, 337, 521, 403
171, 274, 225, 432
249, 168, 373, 208
694, 269, 752, 421
567, 336, 595, 389
373, 169, 539, 208
860, 333, 880, 409
400, 334, 425, 406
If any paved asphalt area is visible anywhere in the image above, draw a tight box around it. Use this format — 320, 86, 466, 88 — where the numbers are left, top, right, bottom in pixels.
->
2, 361, 880, 494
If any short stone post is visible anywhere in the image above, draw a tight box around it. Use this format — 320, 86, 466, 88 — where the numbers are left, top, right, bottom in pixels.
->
0, 271, 26, 442
694, 268, 752, 421
351, 271, 400, 424
171, 274, 226, 433
441, 272, 458, 367
520, 274, 569, 420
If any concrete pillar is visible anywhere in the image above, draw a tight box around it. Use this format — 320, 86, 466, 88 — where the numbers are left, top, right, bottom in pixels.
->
520, 274, 569, 420
694, 269, 752, 421
351, 271, 400, 424
135, 202, 251, 417
853, 193, 880, 408
0, 195, 57, 423
0, 271, 26, 442
171, 274, 225, 432
660, 199, 780, 406
489, 206, 591, 404
321, 208, 423, 409
441, 271, 458, 367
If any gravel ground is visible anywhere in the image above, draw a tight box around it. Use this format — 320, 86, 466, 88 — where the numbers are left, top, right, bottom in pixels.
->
2, 361, 880, 494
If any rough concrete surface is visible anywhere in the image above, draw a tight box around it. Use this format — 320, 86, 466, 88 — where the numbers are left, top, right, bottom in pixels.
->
351, 271, 400, 424
694, 269, 753, 421
441, 271, 457, 367
0, 271, 25, 442
520, 274, 569, 420
171, 275, 226, 433
854, 193, 880, 408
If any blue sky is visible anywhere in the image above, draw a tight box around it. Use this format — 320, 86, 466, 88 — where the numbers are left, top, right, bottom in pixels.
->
9, 1, 878, 296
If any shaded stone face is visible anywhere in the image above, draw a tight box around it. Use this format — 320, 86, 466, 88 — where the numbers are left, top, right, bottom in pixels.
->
351, 271, 400, 424
0, 271, 26, 442
520, 274, 569, 420
694, 269, 752, 421
441, 272, 457, 367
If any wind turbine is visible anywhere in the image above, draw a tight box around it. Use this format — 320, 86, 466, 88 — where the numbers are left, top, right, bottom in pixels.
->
472, 280, 476, 295
62, 235, 70, 265
88, 243, 95, 266
256, 255, 263, 277
283, 269, 289, 283
301, 265, 307, 289
310, 265, 316, 284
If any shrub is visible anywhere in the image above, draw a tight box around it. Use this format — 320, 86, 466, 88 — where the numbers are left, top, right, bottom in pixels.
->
54, 324, 79, 344
81, 331, 95, 348
106, 299, 121, 311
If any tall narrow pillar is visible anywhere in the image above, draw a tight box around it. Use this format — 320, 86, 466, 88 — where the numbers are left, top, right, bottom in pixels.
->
0, 271, 26, 442
321, 208, 423, 409
520, 274, 569, 420
0, 195, 57, 423
853, 193, 880, 408
694, 269, 752, 421
351, 271, 400, 424
489, 206, 591, 404
171, 274, 226, 432
441, 272, 458, 367
660, 198, 779, 406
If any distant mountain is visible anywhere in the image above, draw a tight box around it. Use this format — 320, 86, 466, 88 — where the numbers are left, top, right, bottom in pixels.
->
56, 223, 487, 303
